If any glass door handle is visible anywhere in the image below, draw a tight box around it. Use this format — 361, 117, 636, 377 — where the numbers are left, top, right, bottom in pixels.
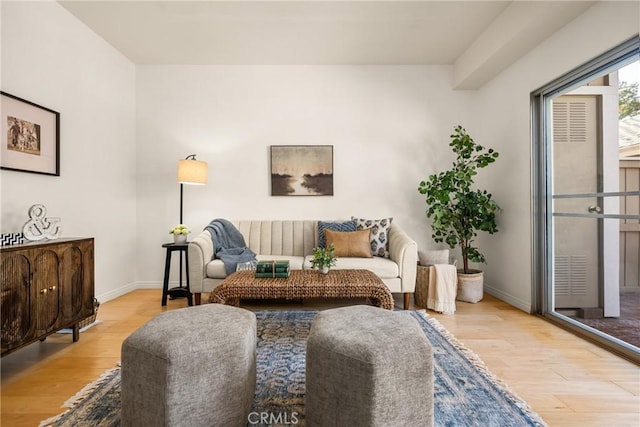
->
588, 205, 602, 213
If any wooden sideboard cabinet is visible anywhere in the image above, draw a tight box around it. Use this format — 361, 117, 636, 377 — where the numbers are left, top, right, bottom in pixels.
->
1, 238, 95, 357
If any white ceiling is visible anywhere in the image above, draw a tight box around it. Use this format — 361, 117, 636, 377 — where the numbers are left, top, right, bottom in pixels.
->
58, 1, 595, 88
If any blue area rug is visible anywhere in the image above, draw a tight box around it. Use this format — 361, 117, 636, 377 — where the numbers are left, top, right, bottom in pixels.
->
41, 309, 546, 427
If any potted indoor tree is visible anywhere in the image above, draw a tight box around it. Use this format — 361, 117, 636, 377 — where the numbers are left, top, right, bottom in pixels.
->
417, 125, 500, 302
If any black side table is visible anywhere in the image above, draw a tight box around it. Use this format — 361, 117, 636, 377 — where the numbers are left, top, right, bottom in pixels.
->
162, 242, 193, 306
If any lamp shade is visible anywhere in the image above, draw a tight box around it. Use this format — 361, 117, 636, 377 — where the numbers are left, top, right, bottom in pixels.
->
177, 158, 208, 185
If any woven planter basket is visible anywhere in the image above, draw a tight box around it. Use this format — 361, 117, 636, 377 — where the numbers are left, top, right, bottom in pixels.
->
456, 271, 484, 303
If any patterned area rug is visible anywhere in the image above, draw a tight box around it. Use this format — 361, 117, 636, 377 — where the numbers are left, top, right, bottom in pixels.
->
40, 309, 546, 427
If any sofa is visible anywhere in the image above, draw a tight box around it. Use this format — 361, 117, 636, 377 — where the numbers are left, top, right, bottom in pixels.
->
188, 220, 418, 309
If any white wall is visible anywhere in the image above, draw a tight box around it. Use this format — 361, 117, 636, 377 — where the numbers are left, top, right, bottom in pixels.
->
0, 2, 137, 301
136, 65, 478, 286
475, 1, 639, 311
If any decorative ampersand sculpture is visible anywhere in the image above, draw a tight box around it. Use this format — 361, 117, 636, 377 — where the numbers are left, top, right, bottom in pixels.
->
22, 204, 61, 241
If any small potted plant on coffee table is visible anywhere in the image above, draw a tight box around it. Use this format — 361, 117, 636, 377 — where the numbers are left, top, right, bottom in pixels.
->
310, 243, 337, 274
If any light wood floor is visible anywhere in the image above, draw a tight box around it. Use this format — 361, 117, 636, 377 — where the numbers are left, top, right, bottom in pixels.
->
1, 290, 639, 426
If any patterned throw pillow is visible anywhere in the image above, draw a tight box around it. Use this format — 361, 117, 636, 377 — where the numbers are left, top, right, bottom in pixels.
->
351, 217, 393, 258
317, 220, 357, 248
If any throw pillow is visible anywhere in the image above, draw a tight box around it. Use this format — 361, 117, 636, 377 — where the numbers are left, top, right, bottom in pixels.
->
351, 217, 393, 258
325, 229, 372, 258
418, 249, 450, 266
317, 220, 357, 248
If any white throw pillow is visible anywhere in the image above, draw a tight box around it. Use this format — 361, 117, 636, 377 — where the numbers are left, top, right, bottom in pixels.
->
418, 249, 450, 266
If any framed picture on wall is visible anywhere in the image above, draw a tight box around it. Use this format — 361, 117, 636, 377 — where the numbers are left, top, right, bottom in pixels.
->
1, 92, 60, 176
270, 145, 333, 196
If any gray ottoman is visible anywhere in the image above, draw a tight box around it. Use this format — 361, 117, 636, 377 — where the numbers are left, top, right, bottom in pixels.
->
121, 304, 256, 427
306, 305, 434, 427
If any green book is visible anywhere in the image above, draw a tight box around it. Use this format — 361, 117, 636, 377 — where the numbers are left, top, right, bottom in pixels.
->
254, 272, 290, 278
257, 260, 290, 268
255, 266, 290, 273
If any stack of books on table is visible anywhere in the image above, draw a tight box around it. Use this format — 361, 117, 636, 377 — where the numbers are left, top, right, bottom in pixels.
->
255, 260, 290, 278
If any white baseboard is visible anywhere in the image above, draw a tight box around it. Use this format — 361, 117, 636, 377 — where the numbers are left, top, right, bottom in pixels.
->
95, 282, 138, 304
136, 281, 163, 289
137, 281, 189, 289
96, 281, 190, 303
484, 283, 532, 313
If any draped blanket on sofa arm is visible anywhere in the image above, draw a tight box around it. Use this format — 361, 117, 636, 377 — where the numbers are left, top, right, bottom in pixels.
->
204, 218, 257, 274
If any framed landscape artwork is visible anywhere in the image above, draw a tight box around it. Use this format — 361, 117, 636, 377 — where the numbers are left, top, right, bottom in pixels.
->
270, 145, 333, 196
1, 92, 60, 176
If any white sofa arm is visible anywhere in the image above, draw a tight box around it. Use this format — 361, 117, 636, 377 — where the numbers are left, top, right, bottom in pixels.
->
388, 224, 418, 293
188, 230, 214, 295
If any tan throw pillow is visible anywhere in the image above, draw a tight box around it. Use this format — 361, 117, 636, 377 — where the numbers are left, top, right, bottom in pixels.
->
325, 229, 372, 258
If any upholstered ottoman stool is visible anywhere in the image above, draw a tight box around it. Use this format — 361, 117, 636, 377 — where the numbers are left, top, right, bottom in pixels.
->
121, 304, 256, 427
306, 305, 434, 427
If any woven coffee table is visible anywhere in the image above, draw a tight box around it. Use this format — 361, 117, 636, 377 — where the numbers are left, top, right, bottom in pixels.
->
209, 269, 395, 310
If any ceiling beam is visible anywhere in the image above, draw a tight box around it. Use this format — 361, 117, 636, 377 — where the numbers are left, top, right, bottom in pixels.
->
453, 1, 595, 90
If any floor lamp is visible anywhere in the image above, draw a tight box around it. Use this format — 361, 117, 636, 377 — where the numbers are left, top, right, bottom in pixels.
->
177, 154, 208, 224
171, 154, 207, 300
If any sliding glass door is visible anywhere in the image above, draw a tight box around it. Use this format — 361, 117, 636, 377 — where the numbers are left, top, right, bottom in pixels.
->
532, 37, 640, 361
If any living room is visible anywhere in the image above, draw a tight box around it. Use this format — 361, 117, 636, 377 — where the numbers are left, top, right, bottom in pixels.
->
1, 1, 639, 426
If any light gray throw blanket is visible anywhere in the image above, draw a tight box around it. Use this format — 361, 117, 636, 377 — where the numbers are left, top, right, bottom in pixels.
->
205, 219, 257, 274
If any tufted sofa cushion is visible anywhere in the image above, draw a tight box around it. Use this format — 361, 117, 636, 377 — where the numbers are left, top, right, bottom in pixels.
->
235, 220, 316, 257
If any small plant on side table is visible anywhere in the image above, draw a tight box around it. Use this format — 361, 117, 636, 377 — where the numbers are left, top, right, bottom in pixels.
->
310, 244, 337, 274
169, 224, 190, 244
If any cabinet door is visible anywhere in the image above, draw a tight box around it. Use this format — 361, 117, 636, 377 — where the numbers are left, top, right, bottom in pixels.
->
1, 253, 31, 350
59, 245, 84, 324
33, 250, 60, 334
